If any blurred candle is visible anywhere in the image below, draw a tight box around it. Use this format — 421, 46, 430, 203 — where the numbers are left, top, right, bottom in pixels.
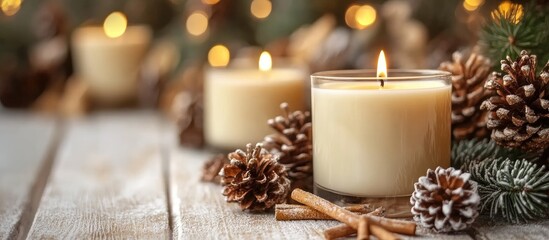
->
205, 51, 306, 150
71, 12, 151, 106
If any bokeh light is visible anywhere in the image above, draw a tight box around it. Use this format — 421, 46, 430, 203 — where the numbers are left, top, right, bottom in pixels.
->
463, 0, 484, 12
345, 4, 376, 30
103, 12, 128, 38
186, 11, 209, 36
250, 0, 272, 19
201, 0, 220, 5
1, 0, 22, 16
208, 45, 230, 67
345, 5, 360, 28
492, 1, 523, 23
355, 5, 376, 29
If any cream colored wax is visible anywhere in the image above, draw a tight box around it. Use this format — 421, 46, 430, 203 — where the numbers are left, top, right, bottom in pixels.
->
205, 68, 306, 150
313, 81, 451, 197
72, 26, 151, 105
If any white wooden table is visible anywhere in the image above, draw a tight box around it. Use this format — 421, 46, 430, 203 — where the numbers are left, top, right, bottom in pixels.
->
1, 111, 548, 239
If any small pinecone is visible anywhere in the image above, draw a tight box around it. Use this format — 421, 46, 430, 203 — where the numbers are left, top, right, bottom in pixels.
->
220, 143, 291, 211
177, 91, 204, 148
439, 51, 493, 140
411, 167, 480, 233
480, 50, 549, 152
263, 103, 312, 180
201, 154, 228, 183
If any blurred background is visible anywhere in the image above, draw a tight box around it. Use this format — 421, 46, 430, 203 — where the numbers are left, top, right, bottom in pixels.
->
0, 0, 536, 118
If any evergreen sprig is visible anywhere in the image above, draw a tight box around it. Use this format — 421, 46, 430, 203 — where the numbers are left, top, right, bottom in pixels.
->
451, 138, 540, 170
480, 1, 549, 70
467, 158, 549, 223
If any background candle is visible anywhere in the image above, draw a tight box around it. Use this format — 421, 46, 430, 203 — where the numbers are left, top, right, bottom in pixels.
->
312, 70, 451, 197
205, 54, 306, 150
71, 12, 151, 106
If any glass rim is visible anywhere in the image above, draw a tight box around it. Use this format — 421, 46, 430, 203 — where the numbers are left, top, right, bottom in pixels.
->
311, 69, 451, 81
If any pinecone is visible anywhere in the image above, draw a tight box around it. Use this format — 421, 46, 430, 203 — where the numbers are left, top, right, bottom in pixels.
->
201, 154, 228, 183
263, 103, 312, 180
480, 50, 549, 152
411, 167, 480, 233
439, 51, 493, 140
220, 143, 291, 211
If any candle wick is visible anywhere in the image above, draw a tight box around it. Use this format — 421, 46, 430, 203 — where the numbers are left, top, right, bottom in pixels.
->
378, 73, 386, 88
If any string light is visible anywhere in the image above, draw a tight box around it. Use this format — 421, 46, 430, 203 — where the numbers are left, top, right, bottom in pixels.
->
208, 45, 230, 67
1, 0, 22, 16
186, 11, 209, 36
250, 0, 272, 19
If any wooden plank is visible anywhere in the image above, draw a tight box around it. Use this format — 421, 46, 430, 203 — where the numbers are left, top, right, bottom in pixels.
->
168, 145, 338, 239
471, 217, 549, 240
0, 112, 57, 240
166, 125, 471, 240
27, 112, 170, 239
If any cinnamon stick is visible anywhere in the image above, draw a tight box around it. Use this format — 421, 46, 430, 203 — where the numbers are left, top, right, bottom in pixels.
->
370, 224, 399, 240
368, 216, 416, 235
324, 224, 356, 240
275, 204, 373, 221
322, 215, 416, 238
357, 216, 369, 240
291, 188, 360, 229
323, 208, 384, 240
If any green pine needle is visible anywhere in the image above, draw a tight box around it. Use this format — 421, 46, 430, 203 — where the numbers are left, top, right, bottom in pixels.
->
467, 158, 549, 223
480, 1, 549, 70
451, 138, 540, 170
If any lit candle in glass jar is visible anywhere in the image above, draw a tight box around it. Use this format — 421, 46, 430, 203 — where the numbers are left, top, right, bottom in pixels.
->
205, 51, 306, 150
312, 51, 451, 198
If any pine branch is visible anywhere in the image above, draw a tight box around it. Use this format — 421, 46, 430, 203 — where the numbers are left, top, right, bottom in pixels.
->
480, 1, 549, 70
467, 158, 549, 223
451, 138, 540, 170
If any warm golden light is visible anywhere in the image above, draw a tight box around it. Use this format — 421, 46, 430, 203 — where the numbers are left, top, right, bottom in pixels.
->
1, 0, 22, 16
463, 0, 484, 11
186, 11, 209, 36
259, 51, 272, 72
355, 5, 376, 28
377, 50, 387, 78
201, 0, 220, 5
345, 5, 360, 29
103, 12, 127, 38
250, 0, 272, 19
492, 1, 523, 23
208, 45, 230, 67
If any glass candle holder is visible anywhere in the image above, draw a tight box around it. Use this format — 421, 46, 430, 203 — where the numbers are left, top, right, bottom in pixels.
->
311, 69, 451, 216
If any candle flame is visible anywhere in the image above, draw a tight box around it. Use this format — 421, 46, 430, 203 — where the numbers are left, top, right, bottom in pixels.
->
104, 12, 127, 38
377, 50, 387, 78
259, 51, 272, 72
